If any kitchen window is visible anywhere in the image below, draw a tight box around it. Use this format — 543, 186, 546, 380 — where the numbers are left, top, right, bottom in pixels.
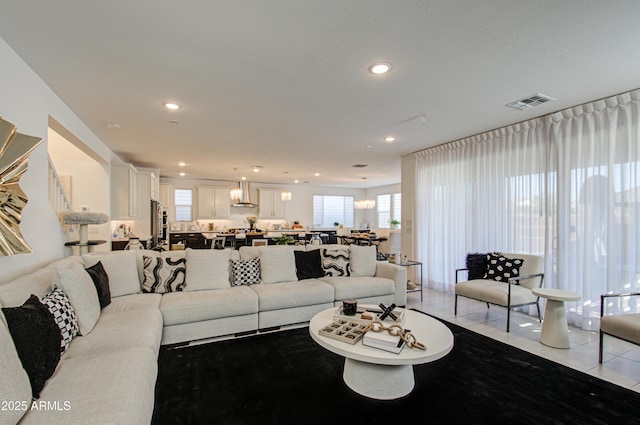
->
313, 195, 354, 228
377, 193, 401, 228
174, 189, 193, 222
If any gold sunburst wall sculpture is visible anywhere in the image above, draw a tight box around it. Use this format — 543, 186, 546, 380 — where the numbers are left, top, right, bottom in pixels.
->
0, 116, 43, 255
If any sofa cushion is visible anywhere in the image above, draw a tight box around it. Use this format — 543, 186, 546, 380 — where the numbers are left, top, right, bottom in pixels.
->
53, 261, 100, 336
185, 248, 231, 290
230, 257, 261, 286
348, 244, 377, 277
601, 313, 640, 345
160, 286, 259, 326
101, 293, 162, 314
83, 251, 140, 297
294, 249, 324, 280
484, 253, 524, 282
250, 279, 334, 311
63, 307, 163, 359
0, 310, 32, 425
2, 295, 61, 399
322, 247, 350, 277
319, 276, 394, 302
29, 346, 157, 425
260, 246, 298, 284
41, 288, 78, 354
455, 279, 537, 306
84, 261, 111, 308
142, 255, 186, 293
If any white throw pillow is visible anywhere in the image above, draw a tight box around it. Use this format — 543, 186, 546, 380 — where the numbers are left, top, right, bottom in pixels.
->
185, 248, 231, 290
53, 261, 100, 336
82, 251, 140, 297
259, 246, 297, 284
348, 244, 377, 277
0, 310, 32, 425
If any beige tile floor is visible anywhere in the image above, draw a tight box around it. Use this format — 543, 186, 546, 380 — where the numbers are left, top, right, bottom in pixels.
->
406, 288, 640, 393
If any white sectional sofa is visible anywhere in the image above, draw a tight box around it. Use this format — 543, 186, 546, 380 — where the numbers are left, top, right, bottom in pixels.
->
0, 243, 406, 425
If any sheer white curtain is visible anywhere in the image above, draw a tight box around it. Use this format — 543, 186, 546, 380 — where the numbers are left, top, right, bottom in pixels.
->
415, 89, 640, 330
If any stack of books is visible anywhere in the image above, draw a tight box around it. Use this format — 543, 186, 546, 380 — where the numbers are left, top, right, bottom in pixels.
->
362, 328, 405, 354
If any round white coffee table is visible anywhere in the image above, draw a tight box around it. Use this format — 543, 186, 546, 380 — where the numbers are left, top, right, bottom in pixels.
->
309, 307, 454, 400
532, 288, 581, 349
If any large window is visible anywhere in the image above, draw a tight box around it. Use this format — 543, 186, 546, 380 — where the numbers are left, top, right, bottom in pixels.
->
377, 193, 401, 228
313, 195, 354, 228
414, 89, 640, 331
174, 189, 193, 221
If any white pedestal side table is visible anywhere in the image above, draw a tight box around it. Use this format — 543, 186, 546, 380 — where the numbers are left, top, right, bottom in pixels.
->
532, 288, 581, 349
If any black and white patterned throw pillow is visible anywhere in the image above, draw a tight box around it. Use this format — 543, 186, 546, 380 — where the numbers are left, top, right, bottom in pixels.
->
41, 288, 79, 354
230, 257, 261, 286
142, 255, 187, 293
322, 248, 350, 277
484, 253, 524, 282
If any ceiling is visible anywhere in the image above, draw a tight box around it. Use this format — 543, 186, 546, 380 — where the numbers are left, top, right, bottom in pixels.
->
1, 1, 640, 188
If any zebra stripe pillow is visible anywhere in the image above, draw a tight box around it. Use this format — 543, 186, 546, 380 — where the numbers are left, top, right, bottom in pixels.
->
142, 255, 186, 293
322, 248, 350, 277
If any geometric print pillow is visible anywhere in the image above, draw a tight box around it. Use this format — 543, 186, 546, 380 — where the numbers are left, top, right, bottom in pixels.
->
142, 255, 187, 293
322, 248, 350, 277
41, 288, 79, 354
484, 253, 524, 283
230, 257, 261, 286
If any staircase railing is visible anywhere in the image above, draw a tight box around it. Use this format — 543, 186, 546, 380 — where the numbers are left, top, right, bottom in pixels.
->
47, 155, 72, 218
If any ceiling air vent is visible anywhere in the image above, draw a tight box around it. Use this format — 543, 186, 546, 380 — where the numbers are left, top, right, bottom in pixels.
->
505, 93, 556, 111
352, 164, 368, 168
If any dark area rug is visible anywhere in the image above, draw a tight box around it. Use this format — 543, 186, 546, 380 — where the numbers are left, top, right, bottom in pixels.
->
152, 310, 640, 425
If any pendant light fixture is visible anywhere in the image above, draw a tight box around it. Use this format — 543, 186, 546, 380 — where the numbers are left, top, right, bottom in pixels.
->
354, 177, 375, 210
230, 168, 242, 201
281, 190, 292, 202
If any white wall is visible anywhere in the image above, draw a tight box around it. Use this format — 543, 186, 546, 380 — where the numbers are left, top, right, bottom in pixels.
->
0, 37, 116, 284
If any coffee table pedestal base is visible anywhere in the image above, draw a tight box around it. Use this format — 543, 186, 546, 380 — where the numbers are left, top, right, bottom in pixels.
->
343, 358, 414, 400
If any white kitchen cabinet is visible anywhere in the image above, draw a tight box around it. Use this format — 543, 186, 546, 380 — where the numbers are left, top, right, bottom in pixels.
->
258, 188, 286, 219
197, 186, 230, 219
111, 163, 138, 219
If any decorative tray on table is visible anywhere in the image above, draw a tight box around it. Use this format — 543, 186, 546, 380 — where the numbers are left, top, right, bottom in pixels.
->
318, 319, 368, 345
318, 305, 405, 345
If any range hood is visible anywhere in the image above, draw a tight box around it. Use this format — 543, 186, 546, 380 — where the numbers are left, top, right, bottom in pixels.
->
232, 181, 258, 208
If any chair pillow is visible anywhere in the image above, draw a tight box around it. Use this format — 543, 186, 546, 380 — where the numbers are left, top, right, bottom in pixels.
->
349, 244, 377, 277
142, 255, 186, 293
84, 261, 111, 308
466, 253, 488, 280
294, 249, 324, 280
41, 288, 79, 354
484, 253, 524, 282
185, 248, 231, 290
2, 295, 61, 399
230, 258, 261, 286
322, 248, 350, 277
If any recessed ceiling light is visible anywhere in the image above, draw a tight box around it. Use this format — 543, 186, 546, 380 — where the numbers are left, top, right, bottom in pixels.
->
178, 162, 186, 167
241, 176, 247, 181
384, 136, 396, 143
368, 62, 392, 74
294, 179, 300, 184
179, 172, 186, 177
163, 102, 181, 110
365, 145, 373, 149
314, 173, 320, 177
